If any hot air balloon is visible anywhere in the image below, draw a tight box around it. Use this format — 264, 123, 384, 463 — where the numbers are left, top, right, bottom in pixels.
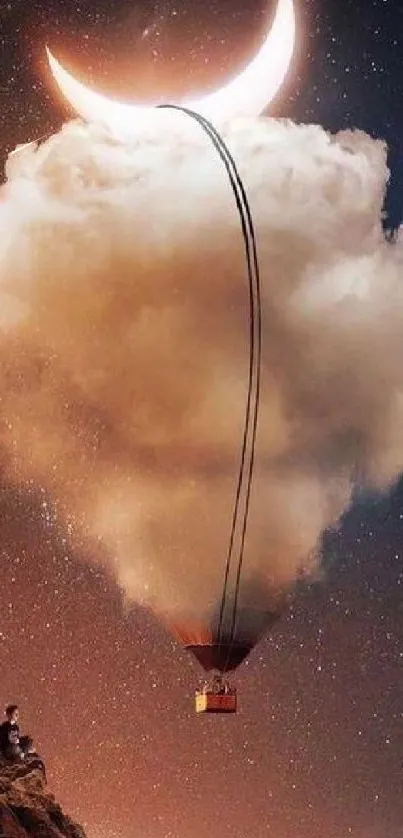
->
153, 106, 286, 714
169, 585, 288, 713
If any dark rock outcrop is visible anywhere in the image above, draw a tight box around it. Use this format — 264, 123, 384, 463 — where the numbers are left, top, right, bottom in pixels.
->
0, 758, 85, 838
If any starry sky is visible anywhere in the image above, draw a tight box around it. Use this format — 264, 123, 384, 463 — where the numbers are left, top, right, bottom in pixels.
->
1, 1, 403, 837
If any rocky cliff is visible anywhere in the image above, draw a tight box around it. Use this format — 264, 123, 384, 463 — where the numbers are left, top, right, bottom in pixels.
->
0, 758, 85, 838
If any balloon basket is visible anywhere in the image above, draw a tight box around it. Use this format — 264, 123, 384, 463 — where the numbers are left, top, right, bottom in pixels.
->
195, 677, 237, 714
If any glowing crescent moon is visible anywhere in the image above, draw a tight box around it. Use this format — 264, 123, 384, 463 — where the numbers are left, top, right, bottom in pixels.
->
46, 0, 295, 128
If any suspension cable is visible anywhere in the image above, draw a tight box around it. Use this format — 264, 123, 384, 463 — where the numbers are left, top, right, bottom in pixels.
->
157, 105, 262, 659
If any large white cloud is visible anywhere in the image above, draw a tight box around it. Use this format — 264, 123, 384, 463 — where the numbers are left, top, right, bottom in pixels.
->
1, 115, 402, 637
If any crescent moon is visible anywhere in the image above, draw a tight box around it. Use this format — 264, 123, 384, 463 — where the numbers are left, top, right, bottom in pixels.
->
45, 0, 295, 128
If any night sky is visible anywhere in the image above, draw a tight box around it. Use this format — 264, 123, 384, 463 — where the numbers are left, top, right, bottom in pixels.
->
1, 1, 403, 837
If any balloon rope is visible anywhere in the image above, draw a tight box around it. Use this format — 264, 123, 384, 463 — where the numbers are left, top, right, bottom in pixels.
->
157, 105, 262, 669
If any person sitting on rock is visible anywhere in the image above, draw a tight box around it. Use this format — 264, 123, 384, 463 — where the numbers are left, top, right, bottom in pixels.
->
0, 704, 23, 761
